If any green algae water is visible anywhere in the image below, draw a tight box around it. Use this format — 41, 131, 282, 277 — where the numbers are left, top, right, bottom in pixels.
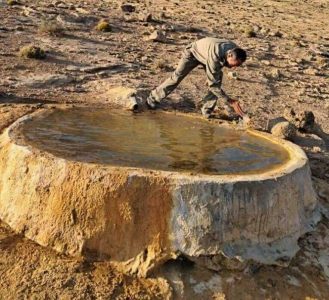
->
21, 108, 290, 175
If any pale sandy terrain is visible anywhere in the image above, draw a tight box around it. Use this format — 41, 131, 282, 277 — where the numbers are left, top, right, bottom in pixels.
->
0, 0, 329, 299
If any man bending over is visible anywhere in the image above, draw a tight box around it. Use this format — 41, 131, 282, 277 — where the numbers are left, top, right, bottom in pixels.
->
147, 37, 247, 119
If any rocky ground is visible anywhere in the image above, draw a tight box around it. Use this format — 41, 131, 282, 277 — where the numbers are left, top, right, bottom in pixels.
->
0, 0, 329, 299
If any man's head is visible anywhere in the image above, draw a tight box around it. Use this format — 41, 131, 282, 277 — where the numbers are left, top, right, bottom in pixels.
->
225, 48, 247, 68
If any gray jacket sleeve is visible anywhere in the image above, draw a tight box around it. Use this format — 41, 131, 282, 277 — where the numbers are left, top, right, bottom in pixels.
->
206, 44, 230, 101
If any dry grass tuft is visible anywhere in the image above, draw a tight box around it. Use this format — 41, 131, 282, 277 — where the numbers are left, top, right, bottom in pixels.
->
95, 20, 111, 32
7, 0, 19, 5
39, 20, 65, 37
155, 59, 174, 72
19, 45, 46, 59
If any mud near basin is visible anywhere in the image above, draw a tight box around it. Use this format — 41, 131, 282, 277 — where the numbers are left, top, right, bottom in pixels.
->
21, 108, 289, 175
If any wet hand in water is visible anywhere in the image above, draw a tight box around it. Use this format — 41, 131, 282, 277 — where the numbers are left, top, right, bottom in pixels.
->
228, 99, 246, 118
240, 115, 251, 128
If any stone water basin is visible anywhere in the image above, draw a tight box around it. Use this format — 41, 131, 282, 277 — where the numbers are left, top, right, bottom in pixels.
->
0, 108, 318, 276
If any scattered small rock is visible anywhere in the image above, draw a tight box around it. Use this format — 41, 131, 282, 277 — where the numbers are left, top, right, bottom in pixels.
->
159, 12, 166, 19
57, 2, 68, 9
312, 146, 322, 153
65, 65, 81, 72
141, 56, 150, 63
262, 60, 271, 66
80, 63, 125, 74
103, 86, 140, 111
56, 13, 96, 26
121, 4, 135, 13
243, 26, 257, 38
271, 121, 297, 140
284, 108, 329, 147
143, 13, 153, 22
303, 68, 318, 76
253, 25, 261, 32
16, 74, 74, 88
270, 30, 283, 38
160, 24, 177, 32
309, 46, 329, 58
144, 30, 167, 43
228, 71, 238, 80
260, 27, 270, 35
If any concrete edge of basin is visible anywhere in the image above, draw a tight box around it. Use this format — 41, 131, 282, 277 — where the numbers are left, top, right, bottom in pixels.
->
0, 109, 320, 277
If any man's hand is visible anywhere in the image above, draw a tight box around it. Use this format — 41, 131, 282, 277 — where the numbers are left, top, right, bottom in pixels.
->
228, 99, 245, 118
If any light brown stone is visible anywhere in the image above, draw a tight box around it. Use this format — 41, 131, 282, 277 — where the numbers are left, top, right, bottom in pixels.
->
0, 111, 319, 276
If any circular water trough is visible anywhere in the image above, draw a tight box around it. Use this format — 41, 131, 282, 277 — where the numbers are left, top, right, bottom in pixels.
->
0, 108, 319, 276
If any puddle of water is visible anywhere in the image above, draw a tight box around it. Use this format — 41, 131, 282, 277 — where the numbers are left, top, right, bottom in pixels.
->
21, 108, 290, 175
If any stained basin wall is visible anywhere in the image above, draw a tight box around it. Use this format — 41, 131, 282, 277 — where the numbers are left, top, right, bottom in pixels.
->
0, 114, 318, 276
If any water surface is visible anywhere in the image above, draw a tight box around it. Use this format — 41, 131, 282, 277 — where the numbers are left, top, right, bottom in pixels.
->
21, 108, 290, 175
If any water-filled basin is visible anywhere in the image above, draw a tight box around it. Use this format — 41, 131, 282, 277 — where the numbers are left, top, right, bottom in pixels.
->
0, 108, 318, 276
21, 108, 289, 175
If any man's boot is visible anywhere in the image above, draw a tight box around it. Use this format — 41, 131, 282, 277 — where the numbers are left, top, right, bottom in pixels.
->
201, 99, 217, 119
146, 93, 160, 110
201, 106, 213, 119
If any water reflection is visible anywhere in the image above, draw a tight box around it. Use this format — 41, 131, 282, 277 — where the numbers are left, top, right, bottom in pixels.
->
21, 108, 290, 175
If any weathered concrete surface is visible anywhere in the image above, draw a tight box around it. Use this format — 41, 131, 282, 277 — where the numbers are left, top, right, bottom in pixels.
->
0, 111, 319, 276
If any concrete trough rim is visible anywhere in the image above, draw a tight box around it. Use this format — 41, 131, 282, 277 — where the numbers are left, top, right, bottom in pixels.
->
5, 108, 308, 183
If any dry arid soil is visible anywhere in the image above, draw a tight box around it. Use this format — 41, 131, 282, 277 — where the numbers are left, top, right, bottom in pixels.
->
0, 0, 329, 299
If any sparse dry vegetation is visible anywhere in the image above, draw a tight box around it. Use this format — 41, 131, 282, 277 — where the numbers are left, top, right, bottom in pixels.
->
95, 20, 111, 32
7, 0, 19, 5
0, 0, 329, 299
19, 45, 46, 59
155, 59, 173, 72
39, 20, 65, 37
